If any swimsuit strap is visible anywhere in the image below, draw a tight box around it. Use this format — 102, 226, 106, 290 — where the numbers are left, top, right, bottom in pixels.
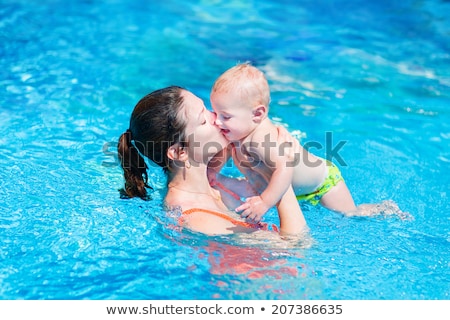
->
209, 180, 242, 201
181, 208, 264, 229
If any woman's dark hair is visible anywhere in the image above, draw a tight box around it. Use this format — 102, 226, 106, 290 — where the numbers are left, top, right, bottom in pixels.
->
117, 86, 187, 199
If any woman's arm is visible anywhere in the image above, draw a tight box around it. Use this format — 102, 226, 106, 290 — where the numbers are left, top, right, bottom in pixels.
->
276, 186, 308, 235
209, 172, 258, 209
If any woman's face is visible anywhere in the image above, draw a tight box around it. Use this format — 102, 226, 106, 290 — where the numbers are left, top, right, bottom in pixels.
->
181, 90, 228, 164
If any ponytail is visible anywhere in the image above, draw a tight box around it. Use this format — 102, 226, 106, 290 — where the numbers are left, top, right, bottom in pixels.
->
117, 129, 151, 199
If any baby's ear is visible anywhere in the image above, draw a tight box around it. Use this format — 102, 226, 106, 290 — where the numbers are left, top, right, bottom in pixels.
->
252, 104, 267, 123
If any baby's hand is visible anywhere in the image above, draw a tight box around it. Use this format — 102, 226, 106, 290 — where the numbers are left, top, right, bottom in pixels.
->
235, 196, 270, 223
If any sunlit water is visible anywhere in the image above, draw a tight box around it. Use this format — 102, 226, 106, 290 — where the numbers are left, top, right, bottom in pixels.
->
1, 0, 449, 299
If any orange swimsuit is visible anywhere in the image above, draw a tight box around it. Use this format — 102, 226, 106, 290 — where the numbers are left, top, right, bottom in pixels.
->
180, 208, 275, 231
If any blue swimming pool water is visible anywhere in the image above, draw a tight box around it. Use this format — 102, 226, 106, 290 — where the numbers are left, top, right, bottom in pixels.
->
1, 0, 449, 300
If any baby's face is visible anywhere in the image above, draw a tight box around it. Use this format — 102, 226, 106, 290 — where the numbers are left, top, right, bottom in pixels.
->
210, 90, 256, 142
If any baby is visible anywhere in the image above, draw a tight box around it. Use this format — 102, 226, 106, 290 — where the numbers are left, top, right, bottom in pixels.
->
209, 62, 358, 222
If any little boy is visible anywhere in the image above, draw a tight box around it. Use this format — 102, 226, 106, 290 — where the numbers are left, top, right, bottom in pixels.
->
209, 62, 357, 222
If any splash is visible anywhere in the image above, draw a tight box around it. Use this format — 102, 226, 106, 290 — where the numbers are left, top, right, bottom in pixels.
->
348, 200, 414, 220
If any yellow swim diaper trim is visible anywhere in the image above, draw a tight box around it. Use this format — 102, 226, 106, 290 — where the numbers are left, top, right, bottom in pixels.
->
296, 162, 344, 206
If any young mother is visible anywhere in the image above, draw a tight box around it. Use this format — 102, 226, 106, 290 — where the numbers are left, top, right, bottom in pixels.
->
117, 86, 307, 236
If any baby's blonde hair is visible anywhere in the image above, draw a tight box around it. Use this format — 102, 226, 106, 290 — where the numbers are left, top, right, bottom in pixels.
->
212, 62, 271, 108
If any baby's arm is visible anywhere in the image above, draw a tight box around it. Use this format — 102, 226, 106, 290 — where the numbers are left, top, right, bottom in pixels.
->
237, 127, 298, 222
238, 159, 294, 222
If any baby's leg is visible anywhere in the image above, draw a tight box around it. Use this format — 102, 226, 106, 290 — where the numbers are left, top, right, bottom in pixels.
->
350, 200, 413, 220
320, 180, 357, 212
321, 183, 412, 220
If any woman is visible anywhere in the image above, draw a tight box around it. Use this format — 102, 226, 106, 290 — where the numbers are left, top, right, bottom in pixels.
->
117, 86, 307, 236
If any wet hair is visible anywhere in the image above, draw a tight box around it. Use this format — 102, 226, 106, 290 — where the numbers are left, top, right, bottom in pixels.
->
117, 86, 187, 199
